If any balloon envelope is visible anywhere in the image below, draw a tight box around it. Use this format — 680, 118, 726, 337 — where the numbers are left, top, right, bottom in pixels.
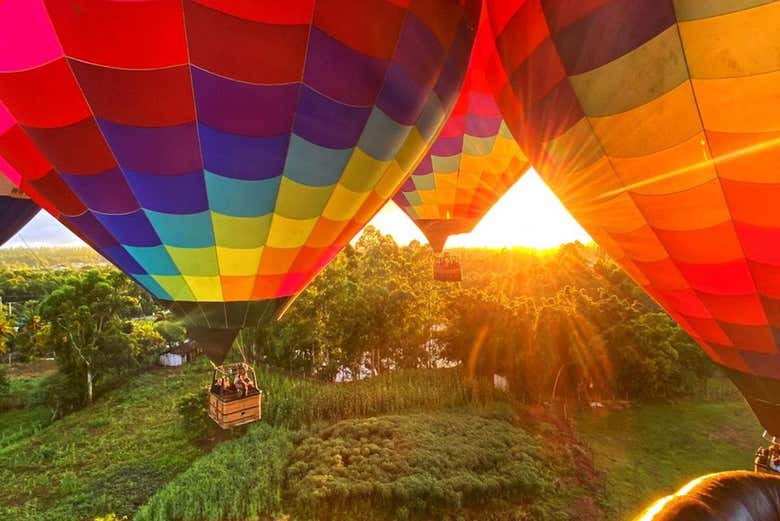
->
0, 102, 43, 246
394, 7, 529, 252
0, 0, 480, 361
487, 1, 780, 433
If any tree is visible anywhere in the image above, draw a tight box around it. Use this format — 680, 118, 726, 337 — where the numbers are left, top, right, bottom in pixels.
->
10, 304, 51, 361
0, 306, 13, 360
154, 320, 187, 350
38, 270, 143, 409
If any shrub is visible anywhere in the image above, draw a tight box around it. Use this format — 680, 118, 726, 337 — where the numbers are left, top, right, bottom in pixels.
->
41, 372, 86, 419
285, 413, 559, 520
0, 366, 8, 395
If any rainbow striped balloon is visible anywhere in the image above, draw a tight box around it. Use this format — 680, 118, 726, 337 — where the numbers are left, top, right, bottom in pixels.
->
0, 0, 480, 360
394, 7, 528, 252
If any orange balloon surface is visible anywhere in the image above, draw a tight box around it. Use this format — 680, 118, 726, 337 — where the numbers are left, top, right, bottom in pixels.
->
486, 0, 780, 433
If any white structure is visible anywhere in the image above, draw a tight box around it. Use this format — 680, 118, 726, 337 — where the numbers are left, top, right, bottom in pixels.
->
159, 353, 183, 367
493, 374, 509, 392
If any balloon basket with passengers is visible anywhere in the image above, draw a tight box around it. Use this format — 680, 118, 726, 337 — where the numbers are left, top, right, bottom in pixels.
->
208, 362, 262, 429
433, 252, 462, 282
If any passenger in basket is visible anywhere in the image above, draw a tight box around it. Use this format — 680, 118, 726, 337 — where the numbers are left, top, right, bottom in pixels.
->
234, 367, 252, 398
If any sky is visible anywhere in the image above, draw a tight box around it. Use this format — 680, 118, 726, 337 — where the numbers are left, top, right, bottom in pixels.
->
1, 169, 591, 250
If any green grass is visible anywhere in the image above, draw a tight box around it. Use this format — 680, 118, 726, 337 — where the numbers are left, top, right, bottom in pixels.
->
1, 360, 763, 521
0, 366, 208, 521
0, 375, 48, 410
0, 374, 52, 452
137, 408, 575, 521
0, 406, 50, 451
576, 399, 762, 520
136, 423, 292, 521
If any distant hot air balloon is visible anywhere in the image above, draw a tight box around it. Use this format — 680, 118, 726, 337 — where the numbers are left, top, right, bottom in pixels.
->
487, 0, 780, 435
0, 0, 480, 363
394, 6, 529, 281
0, 102, 44, 246
0, 177, 38, 247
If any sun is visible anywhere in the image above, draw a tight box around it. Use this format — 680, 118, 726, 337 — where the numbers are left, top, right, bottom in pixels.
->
368, 169, 592, 250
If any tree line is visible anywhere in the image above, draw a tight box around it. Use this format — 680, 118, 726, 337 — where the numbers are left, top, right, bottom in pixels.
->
0, 227, 714, 417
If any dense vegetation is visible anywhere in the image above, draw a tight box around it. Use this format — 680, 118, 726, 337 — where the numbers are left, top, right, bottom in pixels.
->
0, 235, 749, 521
137, 373, 581, 521
0, 361, 556, 521
284, 413, 564, 520
254, 229, 713, 405
0, 359, 757, 521
1, 229, 714, 420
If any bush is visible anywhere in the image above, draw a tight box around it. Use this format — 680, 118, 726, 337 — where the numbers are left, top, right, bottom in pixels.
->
0, 367, 8, 396
285, 413, 559, 520
41, 372, 86, 419
136, 423, 292, 521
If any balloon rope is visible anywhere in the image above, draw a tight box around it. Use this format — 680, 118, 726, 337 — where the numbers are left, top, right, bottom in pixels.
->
235, 332, 247, 364
17, 234, 45, 269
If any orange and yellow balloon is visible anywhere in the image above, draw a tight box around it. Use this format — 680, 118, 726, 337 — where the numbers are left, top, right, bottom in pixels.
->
487, 0, 780, 434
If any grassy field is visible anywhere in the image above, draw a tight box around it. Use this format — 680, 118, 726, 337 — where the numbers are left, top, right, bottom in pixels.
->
136, 423, 293, 521
0, 361, 510, 521
0, 366, 207, 521
138, 409, 581, 521
0, 359, 766, 521
0, 406, 50, 451
576, 399, 762, 520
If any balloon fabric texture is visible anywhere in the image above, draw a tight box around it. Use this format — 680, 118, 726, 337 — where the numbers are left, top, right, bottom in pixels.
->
0, 102, 43, 246
486, 0, 780, 434
393, 6, 529, 252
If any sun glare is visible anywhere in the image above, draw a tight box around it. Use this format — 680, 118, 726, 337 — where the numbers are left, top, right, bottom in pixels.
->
369, 169, 592, 250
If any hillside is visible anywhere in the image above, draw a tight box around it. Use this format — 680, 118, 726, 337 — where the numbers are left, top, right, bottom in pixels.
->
0, 360, 763, 521
0, 362, 590, 521
0, 367, 206, 520
577, 399, 762, 520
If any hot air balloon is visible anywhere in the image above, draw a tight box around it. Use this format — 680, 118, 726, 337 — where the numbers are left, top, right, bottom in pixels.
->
0, 102, 45, 246
0, 177, 39, 247
633, 471, 780, 521
394, 6, 529, 282
486, 0, 780, 437
0, 0, 481, 369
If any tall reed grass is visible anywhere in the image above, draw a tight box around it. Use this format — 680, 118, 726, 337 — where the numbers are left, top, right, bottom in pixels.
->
258, 366, 507, 429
